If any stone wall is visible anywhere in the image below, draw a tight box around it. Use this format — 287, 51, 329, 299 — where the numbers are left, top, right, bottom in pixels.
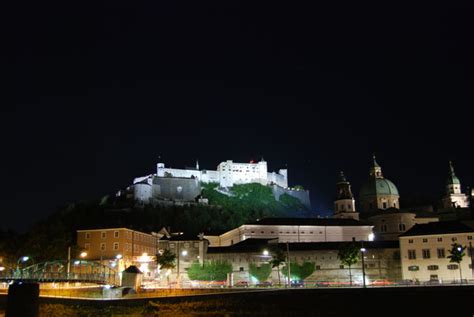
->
271, 185, 311, 209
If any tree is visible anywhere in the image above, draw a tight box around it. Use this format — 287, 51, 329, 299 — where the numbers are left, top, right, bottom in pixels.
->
187, 260, 233, 281
338, 242, 360, 286
270, 247, 286, 286
156, 249, 176, 285
282, 262, 315, 281
249, 263, 272, 283
448, 243, 466, 284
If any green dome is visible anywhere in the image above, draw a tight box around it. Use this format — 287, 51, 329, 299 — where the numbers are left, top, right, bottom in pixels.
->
447, 175, 460, 185
360, 178, 399, 197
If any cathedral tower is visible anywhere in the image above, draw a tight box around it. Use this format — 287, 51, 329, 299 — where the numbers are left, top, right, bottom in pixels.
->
442, 161, 469, 209
334, 171, 359, 220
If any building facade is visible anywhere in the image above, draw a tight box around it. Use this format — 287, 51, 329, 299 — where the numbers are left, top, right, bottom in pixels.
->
399, 222, 474, 283
76, 228, 162, 278
368, 210, 439, 241
204, 218, 374, 247
205, 240, 401, 286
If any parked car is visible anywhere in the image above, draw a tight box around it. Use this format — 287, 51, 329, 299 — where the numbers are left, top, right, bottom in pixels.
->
256, 281, 273, 287
234, 280, 249, 287
291, 280, 305, 287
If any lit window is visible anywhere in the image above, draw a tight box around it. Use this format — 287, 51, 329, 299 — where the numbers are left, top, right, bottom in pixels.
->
408, 265, 419, 271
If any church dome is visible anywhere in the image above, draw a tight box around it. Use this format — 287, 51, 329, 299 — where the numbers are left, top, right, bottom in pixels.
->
360, 178, 399, 197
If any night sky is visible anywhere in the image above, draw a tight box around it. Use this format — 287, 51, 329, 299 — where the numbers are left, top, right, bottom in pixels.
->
6, 2, 473, 232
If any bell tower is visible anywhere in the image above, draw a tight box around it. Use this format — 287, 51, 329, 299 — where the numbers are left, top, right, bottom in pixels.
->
334, 171, 358, 220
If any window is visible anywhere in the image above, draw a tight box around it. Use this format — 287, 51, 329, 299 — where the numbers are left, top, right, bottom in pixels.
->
448, 264, 459, 270
408, 239, 413, 244
382, 202, 387, 209
408, 265, 419, 271
113, 242, 119, 250
427, 265, 439, 271
315, 265, 321, 270
101, 232, 106, 239
437, 237, 442, 242
408, 250, 416, 259
422, 249, 431, 259
381, 224, 387, 233
437, 248, 445, 258
452, 237, 457, 242
84, 243, 90, 250
340, 265, 344, 269
239, 267, 244, 272
399, 224, 406, 232
468, 236, 473, 240
422, 238, 428, 243
430, 274, 439, 281
114, 231, 119, 238
100, 243, 106, 251
85, 232, 90, 239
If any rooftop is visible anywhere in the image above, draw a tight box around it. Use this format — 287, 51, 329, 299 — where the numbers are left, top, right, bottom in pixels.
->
208, 238, 399, 254
400, 221, 474, 237
245, 217, 372, 227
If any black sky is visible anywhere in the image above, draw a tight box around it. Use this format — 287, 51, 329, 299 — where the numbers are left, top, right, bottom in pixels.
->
5, 2, 473, 231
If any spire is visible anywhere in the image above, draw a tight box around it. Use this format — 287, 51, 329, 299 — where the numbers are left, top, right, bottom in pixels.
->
446, 161, 461, 185
196, 159, 200, 170
369, 154, 383, 178
373, 154, 380, 167
449, 160, 455, 175
338, 171, 347, 183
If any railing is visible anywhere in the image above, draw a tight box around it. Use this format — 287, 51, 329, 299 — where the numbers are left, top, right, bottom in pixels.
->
0, 260, 120, 286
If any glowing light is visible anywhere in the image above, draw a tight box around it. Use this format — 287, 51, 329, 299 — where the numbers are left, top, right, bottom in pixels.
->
21, 256, 29, 262
360, 248, 366, 253
104, 285, 111, 289
0, 266, 5, 272
74, 260, 80, 265
116, 254, 123, 259
181, 250, 188, 256
139, 263, 149, 273
262, 250, 269, 256
368, 233, 375, 241
80, 252, 88, 258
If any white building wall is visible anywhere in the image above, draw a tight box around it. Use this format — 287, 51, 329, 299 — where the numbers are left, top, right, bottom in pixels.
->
207, 224, 374, 247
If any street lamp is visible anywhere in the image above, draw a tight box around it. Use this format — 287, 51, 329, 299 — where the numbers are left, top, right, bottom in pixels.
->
360, 248, 366, 288
80, 252, 88, 258
16, 256, 32, 279
262, 250, 269, 256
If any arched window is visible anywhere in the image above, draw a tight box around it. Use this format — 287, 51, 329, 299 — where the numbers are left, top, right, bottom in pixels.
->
399, 224, 406, 231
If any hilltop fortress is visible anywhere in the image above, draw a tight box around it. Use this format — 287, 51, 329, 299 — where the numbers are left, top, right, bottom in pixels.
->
130, 159, 310, 208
